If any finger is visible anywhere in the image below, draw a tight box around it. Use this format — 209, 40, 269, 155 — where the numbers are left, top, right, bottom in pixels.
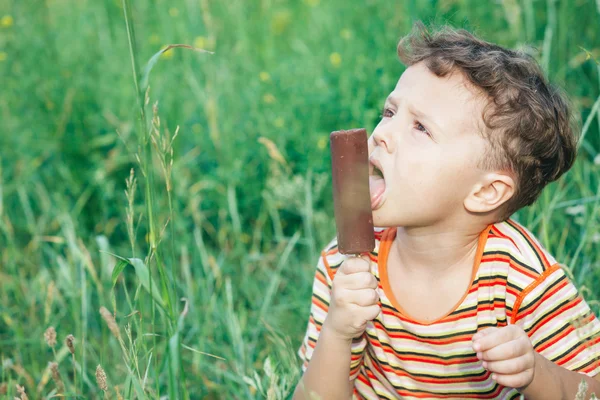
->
359, 304, 381, 322
473, 325, 520, 352
482, 354, 534, 375
343, 272, 378, 290
490, 371, 534, 390
347, 288, 380, 307
471, 327, 498, 341
340, 256, 371, 275
479, 336, 531, 361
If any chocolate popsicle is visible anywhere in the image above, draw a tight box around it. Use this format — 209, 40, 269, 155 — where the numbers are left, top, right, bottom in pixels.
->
330, 128, 375, 255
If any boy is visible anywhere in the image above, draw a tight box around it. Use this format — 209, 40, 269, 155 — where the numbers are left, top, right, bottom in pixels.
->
294, 22, 600, 399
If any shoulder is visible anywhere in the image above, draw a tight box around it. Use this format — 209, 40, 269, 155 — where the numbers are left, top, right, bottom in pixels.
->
486, 219, 572, 318
487, 218, 559, 280
320, 227, 388, 281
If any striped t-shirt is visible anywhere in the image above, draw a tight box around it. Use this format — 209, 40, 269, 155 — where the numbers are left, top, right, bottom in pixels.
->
298, 219, 600, 399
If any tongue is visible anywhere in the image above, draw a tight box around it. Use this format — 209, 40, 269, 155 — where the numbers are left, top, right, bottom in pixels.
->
369, 175, 386, 209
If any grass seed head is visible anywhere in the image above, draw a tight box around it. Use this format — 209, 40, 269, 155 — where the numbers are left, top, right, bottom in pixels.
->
15, 384, 27, 400
44, 327, 57, 348
96, 365, 108, 392
65, 334, 75, 355
49, 362, 64, 394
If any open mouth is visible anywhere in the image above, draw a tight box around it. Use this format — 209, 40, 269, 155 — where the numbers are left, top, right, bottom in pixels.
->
369, 161, 386, 210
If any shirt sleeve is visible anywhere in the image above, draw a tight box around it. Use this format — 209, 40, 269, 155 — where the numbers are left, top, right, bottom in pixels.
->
297, 248, 367, 380
512, 263, 600, 376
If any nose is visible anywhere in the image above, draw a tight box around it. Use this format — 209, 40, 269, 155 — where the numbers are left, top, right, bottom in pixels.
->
371, 123, 394, 153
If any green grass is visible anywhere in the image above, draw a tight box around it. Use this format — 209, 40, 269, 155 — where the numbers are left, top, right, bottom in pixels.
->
0, 0, 599, 398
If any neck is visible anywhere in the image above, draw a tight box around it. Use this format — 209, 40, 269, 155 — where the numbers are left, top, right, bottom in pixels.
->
392, 222, 490, 278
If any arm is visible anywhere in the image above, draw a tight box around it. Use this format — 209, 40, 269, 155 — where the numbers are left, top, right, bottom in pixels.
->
293, 323, 354, 400
520, 353, 600, 400
294, 255, 379, 400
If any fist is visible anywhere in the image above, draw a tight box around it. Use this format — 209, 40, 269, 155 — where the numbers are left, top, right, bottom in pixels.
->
324, 255, 381, 342
472, 325, 536, 390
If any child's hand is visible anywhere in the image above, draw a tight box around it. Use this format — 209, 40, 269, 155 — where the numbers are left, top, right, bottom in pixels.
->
472, 325, 536, 390
324, 255, 381, 342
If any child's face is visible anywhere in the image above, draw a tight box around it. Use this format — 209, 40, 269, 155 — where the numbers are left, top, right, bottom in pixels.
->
368, 61, 491, 228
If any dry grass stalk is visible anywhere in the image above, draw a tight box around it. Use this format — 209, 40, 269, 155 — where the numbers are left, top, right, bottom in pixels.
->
44, 281, 55, 324
115, 385, 124, 400
0, 382, 6, 395
49, 362, 65, 394
125, 167, 137, 252
8, 364, 35, 389
65, 334, 75, 355
44, 327, 57, 348
15, 384, 28, 400
65, 334, 77, 392
100, 306, 121, 339
96, 364, 108, 392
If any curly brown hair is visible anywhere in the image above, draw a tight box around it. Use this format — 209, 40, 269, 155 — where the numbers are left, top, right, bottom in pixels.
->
396, 22, 579, 220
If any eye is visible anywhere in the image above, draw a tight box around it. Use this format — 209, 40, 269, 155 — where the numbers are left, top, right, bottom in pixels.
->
414, 121, 431, 137
380, 107, 394, 118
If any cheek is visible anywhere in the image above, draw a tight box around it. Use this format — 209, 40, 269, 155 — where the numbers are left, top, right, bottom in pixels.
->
367, 135, 376, 154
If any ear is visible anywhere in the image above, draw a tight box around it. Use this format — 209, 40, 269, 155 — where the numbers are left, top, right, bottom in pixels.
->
464, 173, 515, 214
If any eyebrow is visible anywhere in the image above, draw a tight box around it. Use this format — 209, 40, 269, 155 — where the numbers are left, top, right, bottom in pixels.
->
384, 95, 443, 134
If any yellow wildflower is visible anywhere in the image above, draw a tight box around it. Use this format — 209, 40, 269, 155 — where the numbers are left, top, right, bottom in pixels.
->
259, 71, 271, 82
194, 36, 206, 49
149, 33, 160, 45
340, 29, 352, 40
160, 47, 174, 59
274, 117, 284, 128
263, 93, 276, 104
169, 7, 179, 17
271, 11, 291, 35
0, 52, 6, 62
1, 15, 13, 28
304, 0, 320, 6
193, 36, 214, 51
329, 52, 342, 68
317, 136, 327, 149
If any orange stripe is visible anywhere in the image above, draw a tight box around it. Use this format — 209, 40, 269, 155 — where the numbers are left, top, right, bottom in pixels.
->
579, 353, 600, 375
325, 247, 339, 256
367, 336, 479, 366
321, 251, 334, 281
365, 355, 488, 384
527, 297, 581, 337
481, 253, 539, 280
511, 263, 561, 324
535, 324, 575, 353
372, 321, 475, 345
554, 335, 600, 366
517, 277, 570, 320
315, 268, 328, 286
362, 367, 504, 399
380, 295, 506, 324
312, 295, 329, 314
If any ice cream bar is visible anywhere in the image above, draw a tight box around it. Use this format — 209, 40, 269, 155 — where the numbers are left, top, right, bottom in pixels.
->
330, 128, 375, 255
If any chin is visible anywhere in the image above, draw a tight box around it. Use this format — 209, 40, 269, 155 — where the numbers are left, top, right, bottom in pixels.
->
372, 211, 399, 228
372, 206, 426, 229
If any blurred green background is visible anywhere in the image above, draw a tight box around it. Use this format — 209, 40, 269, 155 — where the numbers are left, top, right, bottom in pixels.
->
1, 0, 599, 398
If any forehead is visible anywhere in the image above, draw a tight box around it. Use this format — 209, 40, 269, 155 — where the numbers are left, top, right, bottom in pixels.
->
389, 62, 487, 135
